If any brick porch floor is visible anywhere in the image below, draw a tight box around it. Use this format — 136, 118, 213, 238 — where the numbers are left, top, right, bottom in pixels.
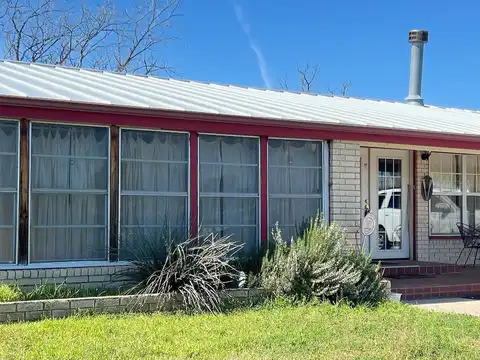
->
378, 260, 460, 278
388, 266, 480, 300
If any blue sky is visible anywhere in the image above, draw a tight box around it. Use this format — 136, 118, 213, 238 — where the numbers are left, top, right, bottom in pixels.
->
2, 1, 478, 109
160, 0, 480, 110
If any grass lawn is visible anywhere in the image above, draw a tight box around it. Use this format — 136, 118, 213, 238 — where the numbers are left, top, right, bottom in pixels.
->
1, 302, 480, 359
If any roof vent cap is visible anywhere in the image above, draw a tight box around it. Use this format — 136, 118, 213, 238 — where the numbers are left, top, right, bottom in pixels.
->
409, 30, 429, 43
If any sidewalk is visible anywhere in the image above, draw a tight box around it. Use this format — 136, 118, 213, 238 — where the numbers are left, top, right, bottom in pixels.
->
407, 297, 480, 316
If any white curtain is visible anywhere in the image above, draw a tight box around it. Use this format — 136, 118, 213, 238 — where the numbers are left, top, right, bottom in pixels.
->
0, 122, 18, 263
199, 135, 259, 252
268, 140, 323, 241
120, 130, 188, 256
30, 124, 108, 262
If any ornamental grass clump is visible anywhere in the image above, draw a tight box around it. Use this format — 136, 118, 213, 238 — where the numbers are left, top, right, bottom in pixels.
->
261, 215, 387, 306
116, 227, 243, 313
0, 284, 21, 302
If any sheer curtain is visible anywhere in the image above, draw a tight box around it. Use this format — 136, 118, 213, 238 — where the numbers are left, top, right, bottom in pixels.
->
268, 139, 324, 241
199, 135, 259, 252
120, 130, 188, 258
0, 121, 18, 264
30, 124, 108, 262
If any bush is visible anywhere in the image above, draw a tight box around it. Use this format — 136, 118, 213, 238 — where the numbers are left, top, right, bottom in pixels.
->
0, 284, 21, 302
116, 229, 243, 313
260, 215, 387, 306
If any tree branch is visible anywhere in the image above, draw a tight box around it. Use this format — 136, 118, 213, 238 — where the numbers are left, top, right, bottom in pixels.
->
297, 63, 319, 92
0, 0, 181, 76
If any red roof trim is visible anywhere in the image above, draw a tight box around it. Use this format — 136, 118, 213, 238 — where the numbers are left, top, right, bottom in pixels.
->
2, 98, 480, 149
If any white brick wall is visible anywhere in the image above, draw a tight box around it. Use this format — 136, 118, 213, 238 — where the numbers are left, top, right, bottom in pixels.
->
329, 141, 361, 247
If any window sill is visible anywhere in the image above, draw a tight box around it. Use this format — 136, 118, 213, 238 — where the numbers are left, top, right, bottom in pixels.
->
429, 236, 462, 241
0, 261, 131, 271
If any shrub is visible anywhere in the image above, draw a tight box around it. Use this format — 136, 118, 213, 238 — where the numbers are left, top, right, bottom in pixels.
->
116, 229, 243, 313
260, 215, 387, 306
0, 284, 21, 302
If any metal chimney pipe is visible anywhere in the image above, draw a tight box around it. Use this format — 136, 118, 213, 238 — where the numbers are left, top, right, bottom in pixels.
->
406, 30, 428, 106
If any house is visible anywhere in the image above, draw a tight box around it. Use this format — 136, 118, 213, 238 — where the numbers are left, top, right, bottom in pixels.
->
0, 29, 479, 288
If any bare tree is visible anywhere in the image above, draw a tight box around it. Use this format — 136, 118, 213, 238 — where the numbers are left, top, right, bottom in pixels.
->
297, 63, 319, 92
278, 73, 289, 90
278, 63, 352, 96
0, 0, 181, 75
328, 80, 352, 97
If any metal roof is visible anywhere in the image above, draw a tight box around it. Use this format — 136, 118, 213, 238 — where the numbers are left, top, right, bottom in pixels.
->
0, 60, 479, 136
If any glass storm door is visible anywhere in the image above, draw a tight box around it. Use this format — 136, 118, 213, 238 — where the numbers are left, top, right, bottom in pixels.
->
369, 149, 410, 259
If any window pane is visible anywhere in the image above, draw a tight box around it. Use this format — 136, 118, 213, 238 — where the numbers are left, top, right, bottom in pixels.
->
0, 122, 17, 153
30, 124, 108, 262
121, 130, 188, 162
453, 155, 462, 174
199, 197, 258, 226
120, 226, 187, 260
30, 227, 106, 262
31, 157, 107, 190
269, 167, 322, 195
378, 194, 385, 209
31, 194, 106, 226
441, 155, 452, 173
269, 197, 323, 240
430, 195, 461, 235
466, 155, 478, 174
268, 139, 322, 167
268, 139, 325, 243
201, 226, 258, 253
119, 130, 189, 259
199, 197, 258, 253
31, 125, 108, 157
429, 153, 442, 173
0, 229, 15, 263
0, 155, 17, 189
200, 164, 258, 193
0, 122, 18, 264
121, 195, 187, 227
199, 136, 258, 165
0, 193, 15, 225
467, 196, 480, 228
199, 135, 259, 251
121, 162, 188, 193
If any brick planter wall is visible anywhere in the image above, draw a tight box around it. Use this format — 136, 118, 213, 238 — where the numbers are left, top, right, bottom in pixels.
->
0, 265, 131, 290
0, 289, 266, 323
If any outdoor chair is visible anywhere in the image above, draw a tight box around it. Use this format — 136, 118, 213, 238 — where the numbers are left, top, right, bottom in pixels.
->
456, 222, 480, 267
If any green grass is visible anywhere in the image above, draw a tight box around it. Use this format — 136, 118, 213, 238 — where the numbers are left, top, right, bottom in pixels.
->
1, 302, 480, 359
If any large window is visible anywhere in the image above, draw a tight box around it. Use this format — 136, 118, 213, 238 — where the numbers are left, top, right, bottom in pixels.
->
120, 130, 188, 258
0, 121, 19, 264
199, 135, 259, 252
268, 139, 326, 241
429, 153, 480, 235
30, 124, 109, 262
